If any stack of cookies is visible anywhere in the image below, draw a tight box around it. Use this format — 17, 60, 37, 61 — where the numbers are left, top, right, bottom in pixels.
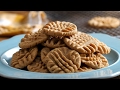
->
10, 21, 111, 73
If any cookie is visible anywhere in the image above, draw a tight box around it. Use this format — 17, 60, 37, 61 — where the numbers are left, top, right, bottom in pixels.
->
10, 47, 38, 69
94, 38, 111, 54
42, 37, 66, 48
80, 53, 97, 57
78, 66, 94, 72
43, 47, 81, 73
19, 30, 49, 49
64, 31, 99, 54
81, 53, 109, 69
40, 47, 51, 61
88, 16, 120, 29
27, 57, 49, 73
41, 21, 77, 37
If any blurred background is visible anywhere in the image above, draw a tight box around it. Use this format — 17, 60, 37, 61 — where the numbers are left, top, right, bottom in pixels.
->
0, 11, 120, 41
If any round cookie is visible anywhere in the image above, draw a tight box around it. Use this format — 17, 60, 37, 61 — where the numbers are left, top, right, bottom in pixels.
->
64, 31, 99, 54
41, 21, 77, 37
94, 38, 111, 54
81, 53, 109, 69
78, 66, 93, 72
40, 47, 51, 61
10, 47, 38, 69
42, 37, 66, 48
27, 57, 49, 73
42, 47, 81, 73
64, 31, 111, 54
19, 30, 49, 49
88, 16, 120, 29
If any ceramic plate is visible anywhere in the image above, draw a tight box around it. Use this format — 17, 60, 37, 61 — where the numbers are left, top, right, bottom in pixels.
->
0, 33, 120, 79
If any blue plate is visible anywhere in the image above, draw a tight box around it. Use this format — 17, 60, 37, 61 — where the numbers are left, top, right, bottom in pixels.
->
0, 33, 120, 79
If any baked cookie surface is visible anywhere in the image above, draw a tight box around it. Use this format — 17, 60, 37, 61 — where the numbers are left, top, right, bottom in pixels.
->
81, 53, 109, 69
19, 30, 49, 49
27, 57, 49, 73
88, 16, 120, 29
42, 21, 77, 37
43, 47, 81, 73
42, 37, 66, 48
64, 31, 99, 54
10, 47, 38, 69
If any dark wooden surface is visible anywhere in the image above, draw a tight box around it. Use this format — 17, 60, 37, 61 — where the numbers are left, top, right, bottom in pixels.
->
0, 11, 120, 79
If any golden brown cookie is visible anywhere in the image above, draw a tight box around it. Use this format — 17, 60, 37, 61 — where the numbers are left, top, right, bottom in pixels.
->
46, 60, 65, 73
10, 47, 38, 69
94, 38, 111, 54
80, 53, 97, 57
40, 47, 51, 61
41, 21, 77, 37
19, 30, 49, 49
81, 53, 109, 69
78, 66, 94, 72
27, 57, 49, 73
88, 16, 120, 29
42, 37, 66, 48
43, 47, 81, 73
64, 31, 99, 54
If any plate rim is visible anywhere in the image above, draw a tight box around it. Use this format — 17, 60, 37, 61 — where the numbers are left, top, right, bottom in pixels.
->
0, 33, 120, 79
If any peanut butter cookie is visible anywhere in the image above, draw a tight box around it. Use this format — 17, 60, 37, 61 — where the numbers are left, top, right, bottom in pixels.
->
27, 57, 49, 73
81, 53, 109, 69
19, 30, 49, 49
40, 47, 51, 61
78, 66, 94, 72
64, 31, 99, 54
43, 47, 81, 73
10, 47, 38, 69
88, 16, 120, 29
42, 37, 66, 48
94, 38, 111, 54
42, 21, 77, 37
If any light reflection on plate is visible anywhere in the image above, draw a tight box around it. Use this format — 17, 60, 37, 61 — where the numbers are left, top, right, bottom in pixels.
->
0, 33, 120, 79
